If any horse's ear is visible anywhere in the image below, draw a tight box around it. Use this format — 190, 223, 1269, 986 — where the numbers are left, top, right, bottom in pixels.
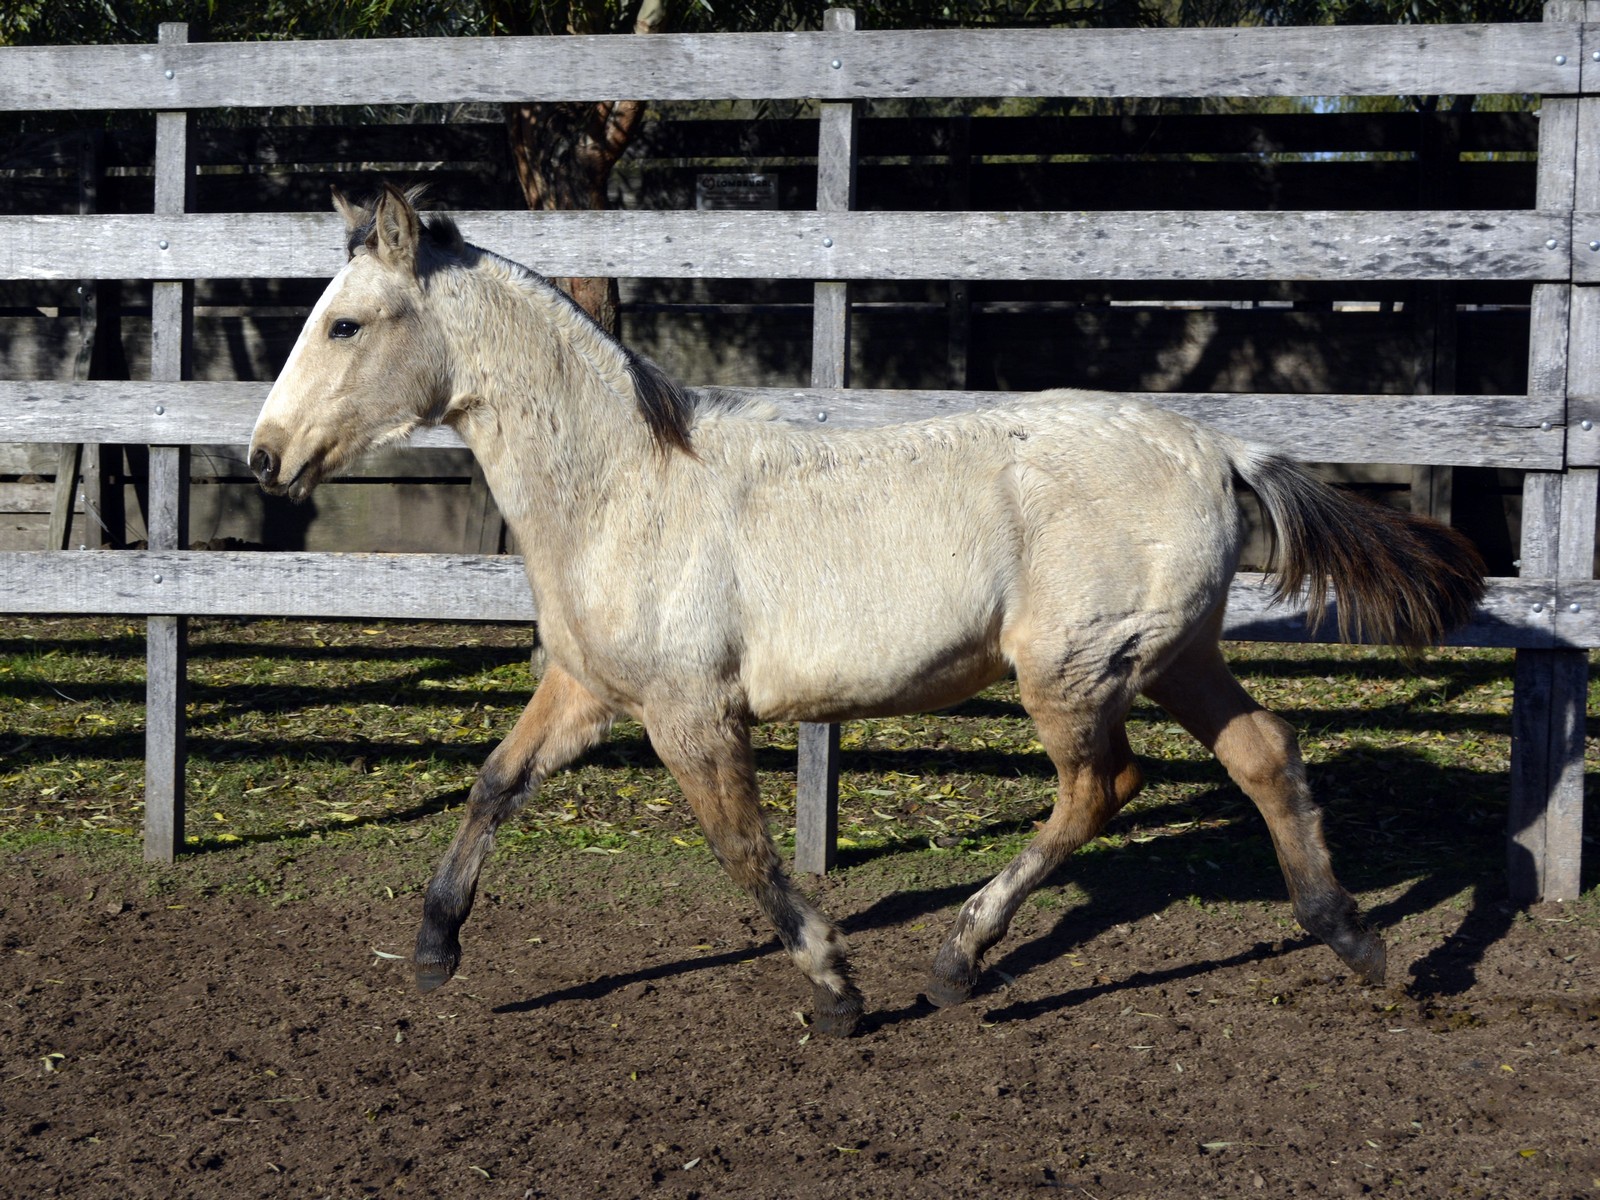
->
331, 186, 362, 232
367, 183, 421, 274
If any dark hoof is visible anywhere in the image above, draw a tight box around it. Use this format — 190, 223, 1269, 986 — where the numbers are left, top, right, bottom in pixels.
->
927, 944, 978, 1008
924, 973, 973, 1010
1337, 930, 1387, 987
812, 982, 865, 1038
413, 926, 461, 994
414, 959, 456, 994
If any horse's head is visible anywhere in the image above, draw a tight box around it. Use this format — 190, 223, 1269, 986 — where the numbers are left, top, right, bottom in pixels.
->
249, 185, 463, 500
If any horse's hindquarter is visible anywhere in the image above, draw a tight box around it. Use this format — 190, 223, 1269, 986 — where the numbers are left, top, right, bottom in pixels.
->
718, 401, 1244, 722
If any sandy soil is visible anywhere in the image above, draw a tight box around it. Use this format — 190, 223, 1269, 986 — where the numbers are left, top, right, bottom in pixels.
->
2, 837, 1597, 1200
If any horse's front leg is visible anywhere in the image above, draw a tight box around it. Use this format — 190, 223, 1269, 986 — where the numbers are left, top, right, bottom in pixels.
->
646, 705, 865, 1036
414, 662, 614, 992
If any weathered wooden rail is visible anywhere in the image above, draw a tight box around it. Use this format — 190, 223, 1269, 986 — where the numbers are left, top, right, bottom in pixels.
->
0, 8, 1594, 901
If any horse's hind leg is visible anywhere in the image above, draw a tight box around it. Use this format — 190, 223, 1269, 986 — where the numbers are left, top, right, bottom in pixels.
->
414, 663, 614, 992
1144, 637, 1385, 985
929, 692, 1144, 1008
646, 707, 864, 1037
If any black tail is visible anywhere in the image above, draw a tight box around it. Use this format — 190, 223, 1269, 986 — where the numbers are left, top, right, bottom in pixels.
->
1233, 450, 1487, 649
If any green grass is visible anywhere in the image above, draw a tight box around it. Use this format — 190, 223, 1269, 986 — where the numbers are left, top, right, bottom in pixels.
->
0, 616, 1594, 906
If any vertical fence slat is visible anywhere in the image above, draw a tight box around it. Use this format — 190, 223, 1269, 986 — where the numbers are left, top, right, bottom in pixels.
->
794, 6, 859, 877
1509, 7, 1591, 902
144, 22, 193, 865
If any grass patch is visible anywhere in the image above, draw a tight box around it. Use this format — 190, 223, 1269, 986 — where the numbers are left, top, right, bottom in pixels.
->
0, 616, 1595, 907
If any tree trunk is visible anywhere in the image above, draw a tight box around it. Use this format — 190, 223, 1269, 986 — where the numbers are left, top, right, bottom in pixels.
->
501, 0, 665, 332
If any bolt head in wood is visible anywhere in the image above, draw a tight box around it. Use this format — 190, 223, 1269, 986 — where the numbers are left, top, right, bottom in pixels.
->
1569, 603, 1581, 613
164, 68, 175, 79
1546, 238, 1559, 249
816, 412, 828, 422
830, 58, 842, 69
1556, 54, 1568, 65
159, 239, 170, 250
1533, 602, 1545, 613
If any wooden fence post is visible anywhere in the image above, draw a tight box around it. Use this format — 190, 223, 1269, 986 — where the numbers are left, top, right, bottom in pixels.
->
1508, 0, 1593, 902
794, 6, 858, 876
144, 22, 194, 864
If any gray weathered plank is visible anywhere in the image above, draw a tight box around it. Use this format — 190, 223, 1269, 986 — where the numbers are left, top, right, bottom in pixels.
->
145, 24, 193, 866
0, 210, 1572, 284
795, 721, 842, 876
796, 6, 858, 878
0, 382, 1566, 469
0, 551, 1579, 646
746, 388, 1564, 469
1506, 9, 1595, 903
0, 24, 1582, 112
0, 550, 537, 620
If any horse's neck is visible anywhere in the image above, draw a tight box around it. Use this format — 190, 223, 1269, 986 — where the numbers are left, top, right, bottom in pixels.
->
442, 270, 658, 542
434, 270, 678, 632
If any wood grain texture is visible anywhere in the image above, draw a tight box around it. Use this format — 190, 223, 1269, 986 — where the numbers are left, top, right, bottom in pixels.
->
0, 553, 1576, 645
0, 24, 1581, 111
143, 23, 192, 866
143, 611, 186, 864
0, 383, 1563, 468
795, 722, 841, 876
0, 210, 1571, 284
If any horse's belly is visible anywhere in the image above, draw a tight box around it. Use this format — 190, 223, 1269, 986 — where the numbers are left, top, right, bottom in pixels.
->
741, 596, 1011, 723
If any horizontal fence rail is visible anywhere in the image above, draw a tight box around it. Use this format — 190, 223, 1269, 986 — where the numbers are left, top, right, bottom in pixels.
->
0, 551, 1586, 648
0, 382, 1573, 469
0, 210, 1586, 283
0, 24, 1588, 111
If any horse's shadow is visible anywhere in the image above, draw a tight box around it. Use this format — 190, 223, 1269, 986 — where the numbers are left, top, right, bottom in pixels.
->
491, 743, 1573, 1027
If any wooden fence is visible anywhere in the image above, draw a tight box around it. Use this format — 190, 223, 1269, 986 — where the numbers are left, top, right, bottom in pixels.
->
0, 107, 1540, 562
0, 9, 1593, 902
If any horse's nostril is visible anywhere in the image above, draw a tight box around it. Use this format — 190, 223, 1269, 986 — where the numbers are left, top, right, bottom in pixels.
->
250, 447, 277, 485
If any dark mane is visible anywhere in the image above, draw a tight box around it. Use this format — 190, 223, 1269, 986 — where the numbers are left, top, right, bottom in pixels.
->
477, 243, 697, 456
344, 196, 466, 265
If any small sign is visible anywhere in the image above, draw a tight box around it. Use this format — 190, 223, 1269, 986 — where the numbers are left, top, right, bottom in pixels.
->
696, 173, 779, 211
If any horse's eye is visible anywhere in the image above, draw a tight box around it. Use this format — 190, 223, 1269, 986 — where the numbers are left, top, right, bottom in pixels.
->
329, 318, 361, 340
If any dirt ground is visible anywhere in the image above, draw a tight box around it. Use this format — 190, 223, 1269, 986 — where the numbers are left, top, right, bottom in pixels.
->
2, 835, 1597, 1200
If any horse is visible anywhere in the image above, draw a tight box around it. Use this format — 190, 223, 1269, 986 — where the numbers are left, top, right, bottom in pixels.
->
250, 185, 1485, 1036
